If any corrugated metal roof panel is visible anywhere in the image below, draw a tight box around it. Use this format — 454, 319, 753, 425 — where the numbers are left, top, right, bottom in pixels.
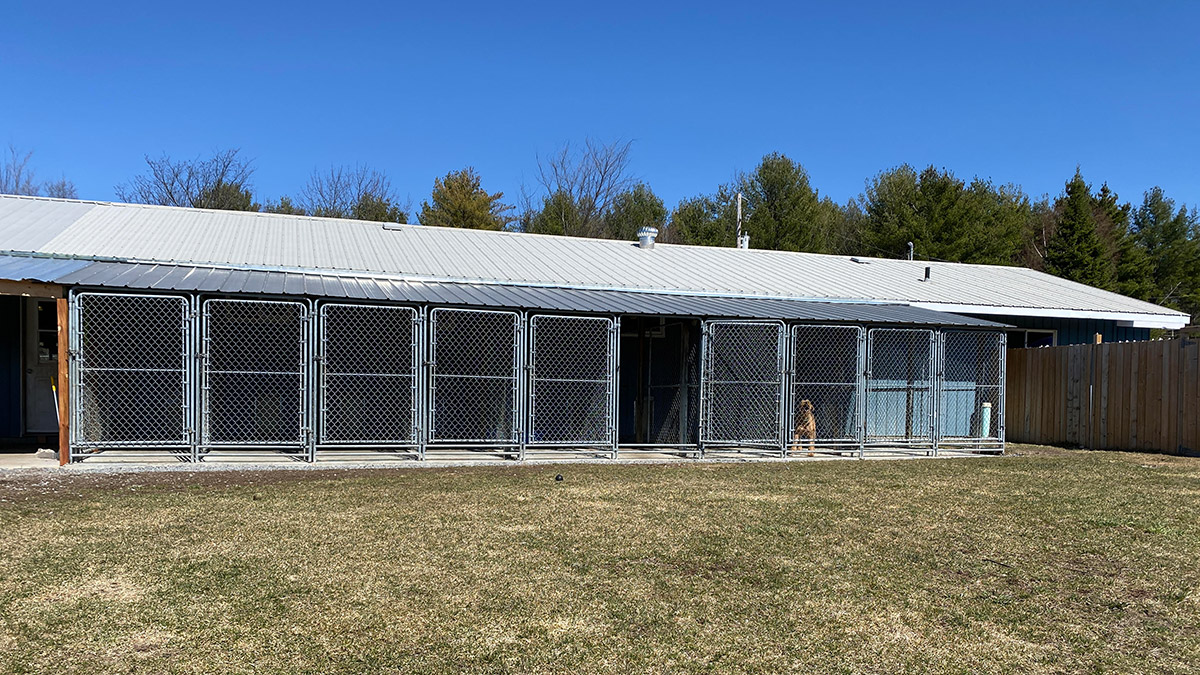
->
1, 195, 1164, 324
0, 254, 93, 282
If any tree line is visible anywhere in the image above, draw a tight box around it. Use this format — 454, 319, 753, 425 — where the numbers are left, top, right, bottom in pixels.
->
3, 141, 1197, 322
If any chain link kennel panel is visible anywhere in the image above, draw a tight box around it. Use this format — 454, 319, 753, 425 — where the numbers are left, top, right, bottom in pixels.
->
940, 330, 1005, 447
701, 321, 787, 447
73, 293, 191, 451
528, 315, 615, 446
429, 308, 520, 444
202, 299, 308, 447
319, 303, 419, 446
788, 325, 864, 454
866, 328, 935, 446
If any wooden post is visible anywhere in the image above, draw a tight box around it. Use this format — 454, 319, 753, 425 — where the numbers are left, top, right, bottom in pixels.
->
57, 297, 69, 465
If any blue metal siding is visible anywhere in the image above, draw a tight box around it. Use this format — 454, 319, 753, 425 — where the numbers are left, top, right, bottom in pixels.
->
0, 296, 21, 439
972, 314, 1151, 345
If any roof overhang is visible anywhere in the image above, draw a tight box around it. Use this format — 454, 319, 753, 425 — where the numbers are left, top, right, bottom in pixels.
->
909, 301, 1190, 331
0, 253, 1004, 328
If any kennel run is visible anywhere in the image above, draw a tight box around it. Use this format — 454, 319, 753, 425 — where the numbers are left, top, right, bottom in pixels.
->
63, 286, 1005, 463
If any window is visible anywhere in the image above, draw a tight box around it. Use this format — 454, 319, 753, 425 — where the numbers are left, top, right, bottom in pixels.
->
36, 300, 57, 362
1006, 329, 1056, 348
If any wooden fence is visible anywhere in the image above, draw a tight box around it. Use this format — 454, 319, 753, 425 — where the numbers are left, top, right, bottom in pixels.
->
1005, 338, 1200, 455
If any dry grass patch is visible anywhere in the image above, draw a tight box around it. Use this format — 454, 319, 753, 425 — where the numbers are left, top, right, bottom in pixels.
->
0, 445, 1198, 672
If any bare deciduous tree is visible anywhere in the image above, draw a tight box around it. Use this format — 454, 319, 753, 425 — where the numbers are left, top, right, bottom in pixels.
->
300, 164, 406, 221
115, 149, 257, 210
42, 176, 78, 199
1, 145, 79, 198
531, 138, 635, 237
1, 145, 37, 196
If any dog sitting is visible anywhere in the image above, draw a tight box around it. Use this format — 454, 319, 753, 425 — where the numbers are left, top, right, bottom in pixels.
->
793, 399, 817, 457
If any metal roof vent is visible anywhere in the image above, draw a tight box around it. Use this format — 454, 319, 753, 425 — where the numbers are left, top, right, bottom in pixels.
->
637, 226, 659, 249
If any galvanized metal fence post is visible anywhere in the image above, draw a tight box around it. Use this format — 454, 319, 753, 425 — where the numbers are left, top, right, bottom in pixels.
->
306, 301, 317, 462
933, 330, 943, 457
416, 306, 427, 461
67, 290, 80, 463
777, 323, 788, 458
517, 312, 527, 461
857, 326, 867, 459
610, 316, 620, 459
188, 294, 200, 462
998, 332, 1007, 453
698, 322, 709, 459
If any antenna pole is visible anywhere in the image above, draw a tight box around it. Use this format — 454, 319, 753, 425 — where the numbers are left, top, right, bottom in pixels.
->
736, 192, 743, 242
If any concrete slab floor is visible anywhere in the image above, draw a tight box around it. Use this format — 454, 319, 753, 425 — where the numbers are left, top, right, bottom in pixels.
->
0, 451, 61, 470
0, 447, 1002, 475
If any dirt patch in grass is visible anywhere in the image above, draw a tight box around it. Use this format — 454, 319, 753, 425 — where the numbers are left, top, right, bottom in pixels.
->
38, 573, 145, 604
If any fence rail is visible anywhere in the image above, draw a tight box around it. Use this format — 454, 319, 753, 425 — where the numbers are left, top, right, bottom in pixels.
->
1006, 338, 1200, 455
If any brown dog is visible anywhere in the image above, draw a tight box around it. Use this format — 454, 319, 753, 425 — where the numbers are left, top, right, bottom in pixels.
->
793, 399, 817, 456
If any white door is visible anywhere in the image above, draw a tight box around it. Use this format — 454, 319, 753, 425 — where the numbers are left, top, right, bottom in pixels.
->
24, 299, 59, 434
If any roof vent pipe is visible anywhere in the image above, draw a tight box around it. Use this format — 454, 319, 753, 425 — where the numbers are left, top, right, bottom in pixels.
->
637, 226, 659, 249
923, 266, 931, 282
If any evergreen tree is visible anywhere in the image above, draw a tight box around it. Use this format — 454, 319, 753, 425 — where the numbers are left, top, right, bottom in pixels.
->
263, 196, 306, 215
1134, 187, 1200, 318
526, 190, 585, 236
419, 168, 513, 230
738, 153, 826, 252
352, 192, 407, 223
195, 181, 260, 212
1093, 183, 1154, 300
667, 194, 733, 246
1044, 170, 1115, 289
602, 184, 667, 241
858, 165, 1030, 264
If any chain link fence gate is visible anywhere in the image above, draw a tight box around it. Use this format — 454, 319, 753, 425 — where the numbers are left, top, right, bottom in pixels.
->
788, 325, 865, 457
428, 308, 521, 455
71, 292, 192, 460
201, 299, 310, 457
646, 321, 701, 449
527, 314, 616, 456
865, 328, 936, 453
939, 330, 1005, 452
700, 320, 787, 454
317, 303, 421, 457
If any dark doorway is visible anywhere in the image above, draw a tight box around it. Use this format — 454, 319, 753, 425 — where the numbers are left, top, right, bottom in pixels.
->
618, 317, 701, 446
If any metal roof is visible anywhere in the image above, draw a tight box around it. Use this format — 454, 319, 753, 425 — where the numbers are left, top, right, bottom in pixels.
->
0, 194, 1186, 328
0, 253, 1003, 327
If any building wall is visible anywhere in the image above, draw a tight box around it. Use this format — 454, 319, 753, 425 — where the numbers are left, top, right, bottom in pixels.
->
972, 314, 1152, 346
0, 296, 21, 439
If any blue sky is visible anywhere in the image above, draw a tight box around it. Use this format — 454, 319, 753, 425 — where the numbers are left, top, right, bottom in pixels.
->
2, 1, 1197, 214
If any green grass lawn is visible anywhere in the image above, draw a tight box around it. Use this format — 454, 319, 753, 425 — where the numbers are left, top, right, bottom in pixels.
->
1, 446, 1199, 673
